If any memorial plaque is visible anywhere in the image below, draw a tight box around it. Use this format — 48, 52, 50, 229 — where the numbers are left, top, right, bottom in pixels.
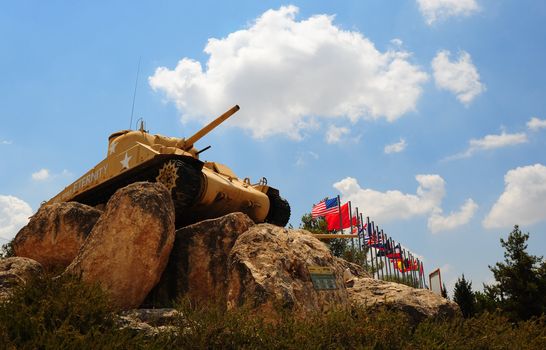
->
308, 266, 338, 290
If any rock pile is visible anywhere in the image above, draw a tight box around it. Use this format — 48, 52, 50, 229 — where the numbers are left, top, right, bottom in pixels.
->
4, 181, 459, 323
12, 202, 101, 270
0, 257, 43, 301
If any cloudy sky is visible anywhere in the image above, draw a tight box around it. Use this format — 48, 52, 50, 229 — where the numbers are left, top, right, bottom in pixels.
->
2, 0, 545, 293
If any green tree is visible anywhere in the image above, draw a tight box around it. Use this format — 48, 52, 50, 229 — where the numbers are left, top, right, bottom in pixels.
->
488, 225, 546, 321
474, 287, 498, 315
300, 213, 370, 269
300, 213, 328, 234
453, 274, 476, 318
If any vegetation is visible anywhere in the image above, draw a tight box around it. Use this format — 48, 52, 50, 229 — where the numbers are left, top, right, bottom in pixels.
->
300, 213, 371, 271
453, 274, 475, 318
451, 225, 546, 322
481, 225, 546, 321
0, 241, 14, 258
1, 275, 545, 349
2, 220, 545, 347
0, 273, 147, 349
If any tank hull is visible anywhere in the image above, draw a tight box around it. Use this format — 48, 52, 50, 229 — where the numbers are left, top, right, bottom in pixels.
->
45, 106, 290, 227
62, 154, 284, 227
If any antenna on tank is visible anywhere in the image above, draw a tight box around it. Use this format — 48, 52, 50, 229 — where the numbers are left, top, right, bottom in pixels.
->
129, 56, 142, 130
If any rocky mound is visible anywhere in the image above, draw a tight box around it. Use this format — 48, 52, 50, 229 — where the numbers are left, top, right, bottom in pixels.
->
12, 202, 101, 270
65, 182, 176, 310
5, 181, 459, 323
0, 257, 43, 301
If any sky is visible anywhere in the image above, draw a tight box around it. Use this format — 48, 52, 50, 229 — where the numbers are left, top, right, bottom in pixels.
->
1, 0, 545, 294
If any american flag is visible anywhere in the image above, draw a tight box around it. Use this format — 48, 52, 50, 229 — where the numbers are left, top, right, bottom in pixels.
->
311, 197, 339, 218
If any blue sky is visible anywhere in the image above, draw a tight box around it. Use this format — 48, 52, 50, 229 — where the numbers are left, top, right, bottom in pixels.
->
1, 0, 545, 293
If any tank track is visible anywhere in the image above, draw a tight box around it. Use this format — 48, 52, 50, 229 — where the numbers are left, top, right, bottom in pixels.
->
73, 155, 204, 227
264, 188, 291, 227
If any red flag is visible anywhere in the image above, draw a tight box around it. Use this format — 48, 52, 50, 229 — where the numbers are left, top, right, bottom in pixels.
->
325, 203, 351, 230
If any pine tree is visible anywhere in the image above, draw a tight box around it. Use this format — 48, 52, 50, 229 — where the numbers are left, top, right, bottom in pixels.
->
453, 274, 475, 318
488, 225, 546, 321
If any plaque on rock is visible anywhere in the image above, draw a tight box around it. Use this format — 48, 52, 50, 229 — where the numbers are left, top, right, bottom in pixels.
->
308, 266, 338, 290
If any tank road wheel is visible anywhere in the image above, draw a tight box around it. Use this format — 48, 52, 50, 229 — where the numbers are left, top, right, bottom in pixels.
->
265, 188, 291, 227
156, 161, 179, 192
155, 157, 204, 227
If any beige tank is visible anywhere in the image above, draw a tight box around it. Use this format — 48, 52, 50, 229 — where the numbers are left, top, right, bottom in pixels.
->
46, 105, 290, 227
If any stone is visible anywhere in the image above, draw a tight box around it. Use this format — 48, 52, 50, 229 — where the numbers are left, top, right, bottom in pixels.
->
227, 225, 349, 318
117, 308, 180, 337
347, 277, 461, 323
65, 182, 175, 310
12, 202, 101, 270
0, 257, 43, 301
144, 212, 255, 307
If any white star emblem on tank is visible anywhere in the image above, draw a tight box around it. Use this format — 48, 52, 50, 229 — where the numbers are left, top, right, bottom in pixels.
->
120, 152, 132, 169
109, 141, 118, 155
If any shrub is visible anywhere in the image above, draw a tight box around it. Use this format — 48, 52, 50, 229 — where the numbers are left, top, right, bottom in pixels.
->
0, 273, 148, 349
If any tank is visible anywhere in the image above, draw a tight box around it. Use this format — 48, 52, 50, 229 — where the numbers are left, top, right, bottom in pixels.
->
45, 105, 291, 227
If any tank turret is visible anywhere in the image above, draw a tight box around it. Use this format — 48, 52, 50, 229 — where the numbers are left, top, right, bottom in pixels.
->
46, 105, 290, 227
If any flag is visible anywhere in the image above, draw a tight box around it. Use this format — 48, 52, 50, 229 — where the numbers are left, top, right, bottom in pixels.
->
376, 240, 393, 256
311, 197, 339, 218
394, 258, 419, 272
386, 244, 402, 260
325, 202, 351, 230
352, 221, 367, 235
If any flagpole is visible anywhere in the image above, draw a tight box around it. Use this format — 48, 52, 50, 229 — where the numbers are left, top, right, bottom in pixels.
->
409, 253, 416, 287
362, 214, 368, 270
355, 207, 362, 253
416, 257, 422, 288
420, 261, 425, 289
376, 225, 384, 280
379, 228, 388, 280
367, 216, 375, 278
336, 195, 342, 234
412, 254, 418, 288
408, 251, 415, 287
383, 230, 393, 280
372, 221, 383, 280
402, 248, 408, 285
348, 201, 354, 248
392, 239, 401, 281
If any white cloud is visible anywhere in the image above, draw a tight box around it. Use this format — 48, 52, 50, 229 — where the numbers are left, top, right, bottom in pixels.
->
334, 175, 444, 222
0, 195, 33, 242
32, 168, 50, 181
432, 50, 485, 105
1, 140, 12, 145
390, 38, 403, 47
483, 164, 546, 229
325, 125, 350, 144
527, 117, 546, 131
447, 131, 528, 160
384, 138, 407, 154
334, 176, 475, 233
295, 150, 319, 167
428, 199, 478, 233
417, 0, 480, 25
149, 6, 428, 140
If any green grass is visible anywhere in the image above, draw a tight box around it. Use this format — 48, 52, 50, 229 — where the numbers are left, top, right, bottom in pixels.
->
1, 275, 545, 349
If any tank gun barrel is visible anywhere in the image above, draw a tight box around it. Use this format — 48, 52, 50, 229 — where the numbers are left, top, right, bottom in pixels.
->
184, 105, 240, 150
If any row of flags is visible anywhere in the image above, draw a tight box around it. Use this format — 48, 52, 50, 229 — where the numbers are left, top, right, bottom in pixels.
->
311, 196, 426, 287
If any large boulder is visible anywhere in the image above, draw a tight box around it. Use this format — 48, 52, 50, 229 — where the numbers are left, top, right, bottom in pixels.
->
0, 257, 43, 301
145, 212, 255, 307
12, 202, 101, 270
65, 182, 175, 310
347, 277, 460, 323
227, 225, 349, 317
